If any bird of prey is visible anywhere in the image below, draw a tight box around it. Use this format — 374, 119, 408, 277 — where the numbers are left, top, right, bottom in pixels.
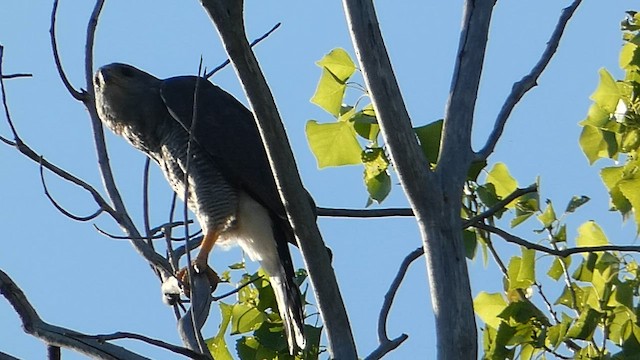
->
93, 63, 306, 353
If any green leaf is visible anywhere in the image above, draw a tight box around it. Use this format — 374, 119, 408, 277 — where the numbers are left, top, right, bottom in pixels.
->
363, 148, 391, 204
591, 68, 624, 114
565, 195, 590, 213
517, 247, 536, 288
231, 303, 266, 334
414, 119, 443, 165
306, 120, 362, 168
566, 306, 604, 340
546, 314, 573, 348
463, 229, 478, 260
228, 261, 245, 270
352, 109, 379, 141
547, 256, 571, 281
206, 303, 234, 360
537, 200, 556, 228
576, 221, 609, 249
315, 48, 356, 82
498, 301, 550, 326
601, 166, 633, 215
473, 292, 507, 329
579, 125, 618, 164
485, 163, 518, 207
310, 69, 346, 116
618, 175, 640, 232
311, 49, 356, 116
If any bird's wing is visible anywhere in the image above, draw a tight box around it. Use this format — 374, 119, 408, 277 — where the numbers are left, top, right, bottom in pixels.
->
160, 76, 287, 219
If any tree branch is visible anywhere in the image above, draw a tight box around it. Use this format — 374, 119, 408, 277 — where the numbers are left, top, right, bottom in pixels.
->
199, 1, 357, 357
476, 0, 583, 160
0, 269, 151, 360
72, 332, 209, 360
473, 222, 640, 257
462, 184, 538, 228
50, 0, 85, 101
316, 207, 413, 217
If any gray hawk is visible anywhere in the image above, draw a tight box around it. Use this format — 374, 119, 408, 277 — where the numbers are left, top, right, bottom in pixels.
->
93, 63, 306, 353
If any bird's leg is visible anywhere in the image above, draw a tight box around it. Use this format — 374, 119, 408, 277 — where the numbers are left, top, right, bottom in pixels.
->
177, 230, 221, 297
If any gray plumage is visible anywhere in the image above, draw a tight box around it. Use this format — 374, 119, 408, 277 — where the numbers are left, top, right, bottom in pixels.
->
93, 63, 306, 353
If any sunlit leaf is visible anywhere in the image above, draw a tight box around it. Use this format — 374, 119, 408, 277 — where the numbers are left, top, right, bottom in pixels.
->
485, 163, 518, 208
576, 221, 609, 250
537, 200, 556, 228
206, 303, 234, 360
363, 148, 391, 203
315, 48, 356, 82
547, 256, 571, 281
306, 120, 362, 168
231, 303, 266, 334
474, 292, 507, 329
591, 68, 624, 114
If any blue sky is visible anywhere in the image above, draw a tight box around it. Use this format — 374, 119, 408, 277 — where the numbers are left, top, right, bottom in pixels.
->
0, 1, 635, 358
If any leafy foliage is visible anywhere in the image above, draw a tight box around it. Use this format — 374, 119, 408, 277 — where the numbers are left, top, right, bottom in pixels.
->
206, 265, 322, 359
579, 11, 640, 231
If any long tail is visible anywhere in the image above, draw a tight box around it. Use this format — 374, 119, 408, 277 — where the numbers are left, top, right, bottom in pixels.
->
268, 220, 306, 354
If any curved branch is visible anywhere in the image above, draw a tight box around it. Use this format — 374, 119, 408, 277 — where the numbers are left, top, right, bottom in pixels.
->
39, 162, 103, 222
365, 247, 422, 360
0, 269, 150, 360
49, 0, 85, 101
476, 0, 583, 160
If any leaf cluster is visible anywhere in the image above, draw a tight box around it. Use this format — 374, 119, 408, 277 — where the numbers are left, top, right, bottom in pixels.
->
579, 11, 640, 230
206, 264, 322, 360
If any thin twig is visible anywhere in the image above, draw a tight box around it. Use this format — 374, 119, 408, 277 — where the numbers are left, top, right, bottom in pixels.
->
462, 184, 538, 228
473, 223, 640, 257
49, 0, 84, 101
212, 275, 263, 301
476, 0, 583, 160
72, 332, 209, 360
39, 161, 103, 222
316, 207, 413, 217
1, 73, 32, 79
205, 22, 282, 79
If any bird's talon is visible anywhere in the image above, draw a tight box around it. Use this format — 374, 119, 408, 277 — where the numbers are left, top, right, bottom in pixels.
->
176, 261, 219, 297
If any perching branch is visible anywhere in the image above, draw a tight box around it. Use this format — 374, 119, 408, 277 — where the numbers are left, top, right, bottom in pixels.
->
316, 207, 413, 217
0, 268, 151, 360
476, 0, 583, 160
1, 73, 32, 79
462, 184, 538, 228
200, 1, 357, 357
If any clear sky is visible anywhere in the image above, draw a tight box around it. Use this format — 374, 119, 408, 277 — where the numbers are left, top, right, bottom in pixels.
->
0, 1, 635, 359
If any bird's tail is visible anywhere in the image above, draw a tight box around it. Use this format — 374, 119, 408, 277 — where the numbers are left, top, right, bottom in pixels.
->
269, 269, 306, 353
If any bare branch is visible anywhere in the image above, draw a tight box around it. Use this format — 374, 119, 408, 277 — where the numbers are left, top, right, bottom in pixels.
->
365, 247, 422, 360
473, 222, 640, 257
205, 22, 282, 79
73, 0, 174, 280
49, 0, 85, 101
476, 0, 583, 160
0, 350, 21, 360
1, 73, 32, 79
39, 162, 104, 222
72, 332, 209, 360
316, 207, 413, 217
0, 269, 151, 360
212, 275, 263, 301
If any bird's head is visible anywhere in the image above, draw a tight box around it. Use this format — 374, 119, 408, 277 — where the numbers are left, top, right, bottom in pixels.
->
94, 63, 164, 150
